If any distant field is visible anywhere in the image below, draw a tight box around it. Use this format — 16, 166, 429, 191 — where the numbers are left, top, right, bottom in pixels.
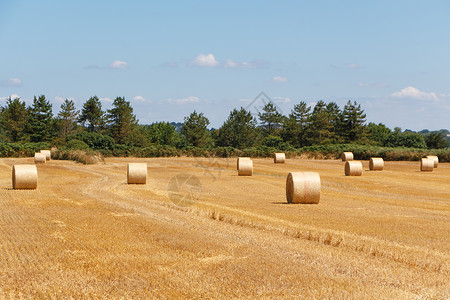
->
0, 157, 449, 298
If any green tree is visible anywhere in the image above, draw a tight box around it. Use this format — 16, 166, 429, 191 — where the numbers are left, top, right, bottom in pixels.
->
425, 131, 447, 149
57, 99, 80, 137
145, 122, 179, 146
384, 129, 427, 148
366, 122, 392, 145
258, 102, 284, 135
281, 101, 311, 147
216, 107, 258, 148
79, 96, 105, 132
27, 95, 54, 142
181, 110, 211, 148
341, 100, 366, 143
0, 97, 28, 142
304, 100, 334, 145
106, 97, 139, 144
326, 102, 343, 142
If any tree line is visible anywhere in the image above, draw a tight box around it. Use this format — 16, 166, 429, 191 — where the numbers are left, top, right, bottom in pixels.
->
0, 95, 447, 150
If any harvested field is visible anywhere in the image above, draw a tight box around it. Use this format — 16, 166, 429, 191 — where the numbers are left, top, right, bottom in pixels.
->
0, 157, 449, 298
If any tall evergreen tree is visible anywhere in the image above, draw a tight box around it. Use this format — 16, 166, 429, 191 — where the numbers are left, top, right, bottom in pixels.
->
57, 99, 79, 137
282, 101, 311, 147
258, 102, 284, 135
216, 107, 258, 148
341, 100, 366, 142
79, 96, 104, 132
27, 95, 54, 142
0, 97, 28, 142
106, 97, 138, 144
181, 110, 211, 148
326, 102, 343, 143
304, 100, 334, 145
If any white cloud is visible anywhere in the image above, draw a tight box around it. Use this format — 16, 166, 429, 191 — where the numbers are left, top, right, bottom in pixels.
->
54, 96, 65, 103
133, 95, 146, 102
347, 63, 359, 69
391, 86, 439, 101
100, 97, 113, 103
167, 96, 200, 105
273, 96, 291, 103
224, 59, 238, 68
1, 78, 22, 87
191, 54, 220, 67
272, 76, 288, 83
224, 59, 268, 69
84, 60, 128, 70
110, 60, 128, 69
0, 94, 21, 102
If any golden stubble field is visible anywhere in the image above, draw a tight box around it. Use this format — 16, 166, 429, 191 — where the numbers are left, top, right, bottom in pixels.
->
0, 156, 449, 299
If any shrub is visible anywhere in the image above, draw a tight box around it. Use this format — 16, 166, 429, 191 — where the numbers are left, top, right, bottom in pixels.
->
67, 132, 115, 150
65, 139, 90, 150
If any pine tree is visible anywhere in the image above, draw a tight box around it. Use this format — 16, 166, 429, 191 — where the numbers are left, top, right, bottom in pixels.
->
79, 96, 105, 132
326, 102, 343, 143
0, 97, 28, 142
282, 101, 311, 147
27, 95, 54, 142
216, 107, 258, 148
181, 110, 211, 148
341, 100, 366, 142
258, 102, 284, 135
106, 97, 138, 144
57, 99, 79, 137
304, 100, 334, 145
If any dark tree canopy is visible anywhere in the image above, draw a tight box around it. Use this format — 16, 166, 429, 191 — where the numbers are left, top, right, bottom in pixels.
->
27, 95, 54, 142
181, 110, 211, 148
216, 107, 258, 148
57, 99, 80, 137
0, 97, 28, 142
79, 96, 104, 132
258, 102, 284, 135
106, 97, 139, 144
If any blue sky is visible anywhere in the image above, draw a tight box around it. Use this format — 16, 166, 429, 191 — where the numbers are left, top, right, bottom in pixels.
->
1, 0, 449, 130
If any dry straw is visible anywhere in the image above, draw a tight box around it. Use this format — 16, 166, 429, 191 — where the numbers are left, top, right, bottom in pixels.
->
426, 155, 439, 168
420, 158, 434, 172
127, 163, 147, 184
369, 157, 384, 171
34, 153, 46, 164
286, 172, 321, 204
238, 159, 253, 176
274, 153, 286, 164
12, 165, 38, 190
237, 157, 251, 170
345, 161, 363, 176
40, 150, 51, 161
341, 152, 354, 161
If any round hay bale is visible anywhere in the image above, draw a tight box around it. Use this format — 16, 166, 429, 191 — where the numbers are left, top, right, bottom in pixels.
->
369, 157, 384, 171
238, 159, 253, 176
341, 152, 354, 161
237, 157, 251, 170
274, 153, 286, 164
345, 161, 362, 176
40, 150, 51, 161
286, 172, 320, 204
12, 165, 38, 190
127, 163, 147, 184
34, 153, 46, 164
420, 158, 434, 172
426, 155, 439, 168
